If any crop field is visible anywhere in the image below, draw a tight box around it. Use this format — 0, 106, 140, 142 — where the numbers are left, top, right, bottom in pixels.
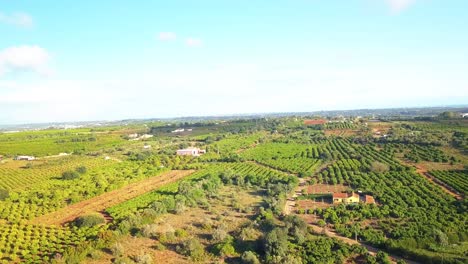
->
0, 129, 127, 157
0, 156, 115, 191
0, 118, 466, 263
32, 170, 194, 226
256, 158, 321, 175
429, 170, 468, 195
0, 222, 97, 263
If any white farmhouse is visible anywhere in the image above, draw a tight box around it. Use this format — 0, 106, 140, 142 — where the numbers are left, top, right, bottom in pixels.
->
176, 147, 206, 156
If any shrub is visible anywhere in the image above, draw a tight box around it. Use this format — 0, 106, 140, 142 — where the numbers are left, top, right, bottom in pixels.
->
175, 229, 188, 238
141, 224, 158, 238
134, 252, 153, 264
177, 238, 205, 261
62, 170, 80, 180
76, 166, 87, 174
74, 214, 105, 228
0, 188, 9, 200
212, 225, 228, 242
317, 219, 326, 227
241, 251, 260, 264
110, 242, 125, 257
214, 237, 236, 257
88, 250, 102, 260
376, 251, 392, 264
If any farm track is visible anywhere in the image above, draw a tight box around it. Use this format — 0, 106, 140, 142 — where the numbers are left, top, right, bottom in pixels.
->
30, 170, 195, 226
414, 165, 462, 200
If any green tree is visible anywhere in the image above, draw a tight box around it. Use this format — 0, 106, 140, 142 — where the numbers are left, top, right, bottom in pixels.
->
370, 161, 389, 173
264, 228, 289, 259
74, 214, 105, 227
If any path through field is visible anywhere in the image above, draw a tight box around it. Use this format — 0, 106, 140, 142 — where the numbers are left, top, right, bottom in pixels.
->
31, 170, 195, 226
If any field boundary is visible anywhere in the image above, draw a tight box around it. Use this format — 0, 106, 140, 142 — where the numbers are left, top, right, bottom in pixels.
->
30, 170, 195, 226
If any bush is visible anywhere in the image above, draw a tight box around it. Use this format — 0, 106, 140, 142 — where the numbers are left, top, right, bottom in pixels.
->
74, 214, 105, 228
76, 166, 87, 174
88, 250, 102, 260
0, 189, 9, 200
134, 252, 153, 264
211, 224, 228, 242
62, 170, 80, 180
141, 224, 158, 238
175, 229, 188, 238
376, 251, 392, 264
241, 251, 260, 264
110, 242, 125, 257
177, 238, 205, 261
215, 243, 236, 257
317, 219, 326, 227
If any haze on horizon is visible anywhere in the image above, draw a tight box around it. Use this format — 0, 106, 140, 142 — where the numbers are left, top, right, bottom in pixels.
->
1, 0, 467, 125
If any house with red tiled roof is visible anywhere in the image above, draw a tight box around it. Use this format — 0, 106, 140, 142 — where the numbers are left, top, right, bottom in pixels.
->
332, 192, 360, 204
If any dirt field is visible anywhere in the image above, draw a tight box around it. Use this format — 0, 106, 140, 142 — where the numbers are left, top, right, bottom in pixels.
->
297, 199, 331, 210
31, 170, 195, 226
416, 161, 464, 171
324, 129, 358, 137
306, 183, 349, 194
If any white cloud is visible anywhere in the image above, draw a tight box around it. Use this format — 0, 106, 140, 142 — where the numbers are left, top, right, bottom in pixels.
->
0, 45, 52, 77
385, 0, 416, 13
158, 32, 176, 41
0, 12, 33, 27
186, 38, 202, 47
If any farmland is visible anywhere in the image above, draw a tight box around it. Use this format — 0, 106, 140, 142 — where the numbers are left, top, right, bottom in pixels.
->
0, 116, 467, 263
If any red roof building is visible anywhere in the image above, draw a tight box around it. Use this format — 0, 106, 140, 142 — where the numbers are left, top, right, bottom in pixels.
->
333, 192, 360, 204
364, 195, 376, 204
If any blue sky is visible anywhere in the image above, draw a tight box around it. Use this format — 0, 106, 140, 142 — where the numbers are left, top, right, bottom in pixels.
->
0, 0, 467, 124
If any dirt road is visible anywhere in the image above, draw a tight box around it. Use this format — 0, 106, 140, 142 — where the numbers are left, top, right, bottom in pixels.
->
284, 177, 308, 215
31, 170, 195, 226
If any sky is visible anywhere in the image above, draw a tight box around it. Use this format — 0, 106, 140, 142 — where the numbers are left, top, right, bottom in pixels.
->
0, 0, 467, 124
